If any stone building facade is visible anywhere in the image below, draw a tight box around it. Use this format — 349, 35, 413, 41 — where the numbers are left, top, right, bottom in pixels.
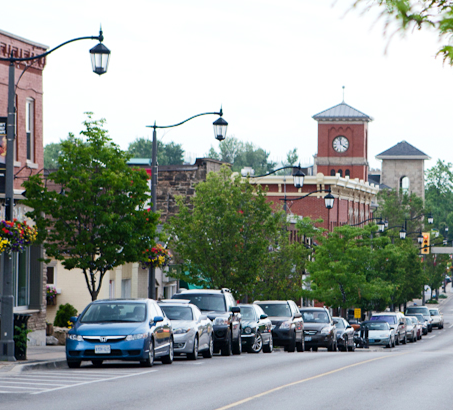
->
376, 141, 430, 201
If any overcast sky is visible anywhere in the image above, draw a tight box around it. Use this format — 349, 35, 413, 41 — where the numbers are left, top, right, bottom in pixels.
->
3, 0, 452, 170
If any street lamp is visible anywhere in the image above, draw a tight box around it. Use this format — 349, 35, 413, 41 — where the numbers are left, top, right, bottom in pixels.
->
0, 29, 110, 362
399, 227, 407, 240
145, 108, 227, 299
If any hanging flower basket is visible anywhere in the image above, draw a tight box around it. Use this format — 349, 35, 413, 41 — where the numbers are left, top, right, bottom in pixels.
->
0, 219, 38, 253
141, 244, 172, 269
46, 285, 57, 306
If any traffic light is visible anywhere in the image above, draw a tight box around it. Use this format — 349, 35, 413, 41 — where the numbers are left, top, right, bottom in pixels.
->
421, 232, 430, 254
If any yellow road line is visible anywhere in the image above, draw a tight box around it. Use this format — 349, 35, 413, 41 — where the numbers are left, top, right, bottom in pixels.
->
215, 353, 406, 410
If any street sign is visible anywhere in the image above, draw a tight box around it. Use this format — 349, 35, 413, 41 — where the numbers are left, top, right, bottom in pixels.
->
354, 308, 361, 319
431, 247, 453, 254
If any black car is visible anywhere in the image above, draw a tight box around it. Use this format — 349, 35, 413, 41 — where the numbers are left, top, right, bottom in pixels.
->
238, 304, 273, 353
300, 307, 337, 351
254, 300, 304, 352
172, 289, 242, 356
332, 316, 355, 352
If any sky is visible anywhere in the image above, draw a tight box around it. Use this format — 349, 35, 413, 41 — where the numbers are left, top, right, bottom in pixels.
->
2, 0, 453, 170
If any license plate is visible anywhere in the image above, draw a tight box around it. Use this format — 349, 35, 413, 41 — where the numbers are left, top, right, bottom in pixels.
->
304, 336, 312, 341
95, 345, 111, 354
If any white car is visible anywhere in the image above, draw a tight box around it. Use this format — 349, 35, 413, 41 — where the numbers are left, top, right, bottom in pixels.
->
429, 308, 444, 329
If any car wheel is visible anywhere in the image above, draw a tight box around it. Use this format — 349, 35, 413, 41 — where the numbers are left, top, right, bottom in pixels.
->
328, 340, 336, 352
161, 338, 174, 364
188, 336, 199, 360
402, 335, 407, 345
287, 333, 296, 352
202, 336, 214, 359
232, 332, 242, 355
312, 346, 318, 352
428, 326, 433, 333
263, 335, 273, 353
140, 338, 155, 367
91, 360, 103, 367
249, 332, 263, 353
296, 337, 305, 352
395, 335, 400, 346
67, 360, 81, 369
221, 332, 233, 356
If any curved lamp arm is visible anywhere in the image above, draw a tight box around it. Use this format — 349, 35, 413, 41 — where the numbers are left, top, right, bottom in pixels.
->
146, 108, 223, 130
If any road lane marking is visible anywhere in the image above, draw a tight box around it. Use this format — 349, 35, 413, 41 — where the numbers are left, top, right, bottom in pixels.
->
31, 369, 158, 395
214, 354, 407, 410
449, 323, 453, 328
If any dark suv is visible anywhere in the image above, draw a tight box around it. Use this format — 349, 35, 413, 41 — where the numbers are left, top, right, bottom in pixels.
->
254, 300, 304, 352
300, 307, 337, 351
172, 289, 242, 356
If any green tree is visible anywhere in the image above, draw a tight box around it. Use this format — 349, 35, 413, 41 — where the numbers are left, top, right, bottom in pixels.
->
127, 137, 184, 165
23, 114, 160, 301
167, 165, 281, 299
352, 1, 453, 64
44, 142, 62, 169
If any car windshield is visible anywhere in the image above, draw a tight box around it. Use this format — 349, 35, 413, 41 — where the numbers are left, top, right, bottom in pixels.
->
81, 303, 147, 323
406, 307, 429, 314
239, 307, 256, 321
173, 294, 226, 312
301, 311, 330, 323
407, 317, 419, 323
370, 315, 397, 325
413, 314, 426, 322
429, 309, 439, 315
363, 322, 389, 331
160, 306, 193, 321
333, 319, 345, 328
257, 303, 291, 318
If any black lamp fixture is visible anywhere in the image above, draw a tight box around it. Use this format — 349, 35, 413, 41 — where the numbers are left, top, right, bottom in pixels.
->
292, 167, 305, 189
399, 227, 407, 240
377, 219, 386, 233
417, 232, 424, 244
427, 212, 434, 224
213, 108, 228, 141
89, 29, 111, 75
324, 191, 335, 210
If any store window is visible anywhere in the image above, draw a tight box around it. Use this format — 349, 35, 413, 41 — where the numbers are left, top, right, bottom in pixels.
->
26, 99, 35, 162
13, 249, 30, 307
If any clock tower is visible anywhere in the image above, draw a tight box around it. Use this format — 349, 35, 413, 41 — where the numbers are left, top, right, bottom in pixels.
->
313, 101, 373, 181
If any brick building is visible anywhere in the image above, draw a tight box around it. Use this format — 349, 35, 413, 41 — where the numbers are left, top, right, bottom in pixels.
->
0, 29, 47, 346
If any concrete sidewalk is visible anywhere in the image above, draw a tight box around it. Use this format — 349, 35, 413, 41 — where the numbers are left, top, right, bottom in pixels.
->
0, 345, 66, 373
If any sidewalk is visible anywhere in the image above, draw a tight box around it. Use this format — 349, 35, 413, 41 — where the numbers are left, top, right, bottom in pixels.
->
407, 282, 452, 310
0, 345, 66, 373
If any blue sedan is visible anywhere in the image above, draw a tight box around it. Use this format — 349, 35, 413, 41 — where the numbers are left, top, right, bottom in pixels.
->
66, 299, 174, 368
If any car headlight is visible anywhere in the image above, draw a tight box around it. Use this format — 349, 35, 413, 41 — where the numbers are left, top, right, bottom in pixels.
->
243, 327, 253, 334
67, 334, 83, 341
280, 321, 294, 329
214, 317, 229, 326
173, 328, 191, 334
126, 333, 147, 341
320, 327, 331, 335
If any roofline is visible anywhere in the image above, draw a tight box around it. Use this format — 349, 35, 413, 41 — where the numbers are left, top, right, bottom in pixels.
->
312, 102, 373, 122
376, 155, 431, 160
0, 28, 48, 50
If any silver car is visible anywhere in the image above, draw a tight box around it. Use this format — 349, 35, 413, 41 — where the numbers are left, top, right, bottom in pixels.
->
429, 308, 444, 329
159, 300, 214, 360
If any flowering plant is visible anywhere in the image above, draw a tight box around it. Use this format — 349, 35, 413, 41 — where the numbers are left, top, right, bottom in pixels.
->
142, 244, 172, 269
46, 285, 57, 298
0, 219, 38, 253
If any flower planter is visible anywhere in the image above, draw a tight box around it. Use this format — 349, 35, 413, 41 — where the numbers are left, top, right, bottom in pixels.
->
46, 323, 54, 336
47, 296, 57, 306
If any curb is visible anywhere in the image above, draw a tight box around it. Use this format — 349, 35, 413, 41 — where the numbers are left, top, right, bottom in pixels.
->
8, 359, 67, 374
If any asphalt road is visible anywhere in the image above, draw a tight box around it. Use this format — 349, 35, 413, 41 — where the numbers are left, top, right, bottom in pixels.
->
2, 298, 453, 410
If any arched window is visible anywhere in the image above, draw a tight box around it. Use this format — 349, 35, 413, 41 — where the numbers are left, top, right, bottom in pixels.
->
338, 170, 343, 177
345, 169, 350, 177
330, 169, 336, 176
400, 176, 410, 193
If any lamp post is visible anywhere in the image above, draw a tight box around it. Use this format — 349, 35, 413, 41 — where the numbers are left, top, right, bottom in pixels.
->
145, 109, 227, 299
0, 29, 110, 362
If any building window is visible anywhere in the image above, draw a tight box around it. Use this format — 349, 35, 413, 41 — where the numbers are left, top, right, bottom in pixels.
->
26, 99, 35, 162
109, 280, 115, 298
46, 266, 55, 286
400, 176, 410, 193
338, 169, 343, 177
13, 249, 30, 307
330, 169, 335, 176
345, 169, 350, 177
121, 279, 131, 298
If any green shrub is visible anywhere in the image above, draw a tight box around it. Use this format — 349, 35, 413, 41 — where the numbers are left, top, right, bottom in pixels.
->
439, 294, 448, 299
54, 303, 78, 327
425, 299, 439, 304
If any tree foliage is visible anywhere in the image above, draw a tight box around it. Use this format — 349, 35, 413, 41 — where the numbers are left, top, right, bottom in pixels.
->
127, 137, 185, 165
44, 142, 62, 169
352, 0, 453, 64
23, 115, 160, 301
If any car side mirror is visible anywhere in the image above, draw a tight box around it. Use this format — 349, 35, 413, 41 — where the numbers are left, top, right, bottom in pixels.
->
231, 307, 240, 314
200, 315, 208, 320
346, 325, 352, 329
152, 316, 164, 324
69, 316, 78, 324
294, 312, 302, 318
260, 314, 268, 320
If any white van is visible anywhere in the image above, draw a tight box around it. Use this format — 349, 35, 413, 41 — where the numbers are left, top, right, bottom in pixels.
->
370, 312, 407, 345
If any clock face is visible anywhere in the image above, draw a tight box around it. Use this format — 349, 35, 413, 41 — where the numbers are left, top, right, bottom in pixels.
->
332, 136, 349, 153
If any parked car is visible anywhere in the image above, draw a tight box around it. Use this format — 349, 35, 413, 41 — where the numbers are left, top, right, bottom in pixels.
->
254, 300, 304, 352
410, 313, 429, 335
332, 316, 355, 352
405, 316, 422, 340
66, 299, 174, 368
429, 308, 444, 329
300, 307, 337, 351
404, 316, 417, 342
370, 312, 406, 345
360, 320, 395, 348
172, 289, 242, 356
405, 306, 433, 332
238, 304, 273, 353
158, 300, 213, 360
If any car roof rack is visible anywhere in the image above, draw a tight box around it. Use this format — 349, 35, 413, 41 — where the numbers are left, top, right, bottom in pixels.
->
159, 299, 190, 304
221, 288, 231, 293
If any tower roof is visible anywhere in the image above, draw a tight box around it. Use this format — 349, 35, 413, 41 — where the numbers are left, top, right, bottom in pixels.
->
313, 102, 373, 122
376, 140, 430, 160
